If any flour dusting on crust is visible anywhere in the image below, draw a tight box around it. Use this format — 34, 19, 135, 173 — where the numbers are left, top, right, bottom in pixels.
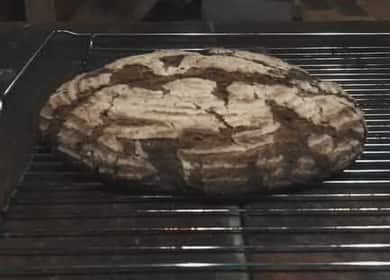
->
40, 49, 367, 193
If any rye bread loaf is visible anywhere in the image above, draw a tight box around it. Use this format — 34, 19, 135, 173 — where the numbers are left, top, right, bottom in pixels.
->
39, 49, 367, 194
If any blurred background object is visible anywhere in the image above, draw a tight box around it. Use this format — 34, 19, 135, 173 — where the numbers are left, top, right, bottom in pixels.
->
70, 0, 159, 23
202, 0, 295, 22
1, 0, 390, 23
0, 0, 25, 21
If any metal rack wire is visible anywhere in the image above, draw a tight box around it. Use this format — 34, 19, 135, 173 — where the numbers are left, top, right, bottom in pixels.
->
1, 30, 390, 279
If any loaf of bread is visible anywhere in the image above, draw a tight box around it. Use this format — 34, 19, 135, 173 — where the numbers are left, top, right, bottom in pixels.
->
40, 49, 366, 194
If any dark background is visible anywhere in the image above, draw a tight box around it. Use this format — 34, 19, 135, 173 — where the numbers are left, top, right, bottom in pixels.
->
2, 0, 390, 23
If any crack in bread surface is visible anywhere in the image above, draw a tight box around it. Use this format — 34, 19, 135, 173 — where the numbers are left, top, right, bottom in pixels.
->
40, 48, 367, 193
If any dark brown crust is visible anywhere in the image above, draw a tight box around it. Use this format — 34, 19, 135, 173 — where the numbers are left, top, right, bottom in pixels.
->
266, 101, 332, 181
111, 64, 309, 92
160, 55, 185, 68
45, 86, 103, 142
179, 127, 234, 149
141, 139, 186, 191
47, 62, 361, 143
41, 49, 367, 194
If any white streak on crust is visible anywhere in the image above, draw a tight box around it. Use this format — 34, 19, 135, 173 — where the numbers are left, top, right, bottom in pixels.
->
62, 118, 92, 136
209, 48, 292, 71
106, 50, 192, 71
227, 82, 259, 101
105, 78, 225, 137
308, 134, 334, 155
78, 73, 111, 93
256, 154, 289, 189
97, 135, 124, 153
319, 81, 343, 95
223, 83, 281, 129
179, 144, 247, 155
163, 78, 218, 100
104, 124, 178, 140
233, 128, 277, 146
195, 55, 275, 76
291, 80, 319, 94
330, 139, 362, 171
202, 163, 248, 169
107, 49, 282, 77
292, 157, 318, 178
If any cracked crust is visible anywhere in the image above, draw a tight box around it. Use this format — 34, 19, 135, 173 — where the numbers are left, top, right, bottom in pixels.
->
40, 48, 367, 194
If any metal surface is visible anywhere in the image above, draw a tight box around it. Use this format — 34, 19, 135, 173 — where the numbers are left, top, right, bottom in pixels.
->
1, 30, 390, 279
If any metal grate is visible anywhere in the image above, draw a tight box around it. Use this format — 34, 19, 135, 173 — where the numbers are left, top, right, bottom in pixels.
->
1, 30, 390, 279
